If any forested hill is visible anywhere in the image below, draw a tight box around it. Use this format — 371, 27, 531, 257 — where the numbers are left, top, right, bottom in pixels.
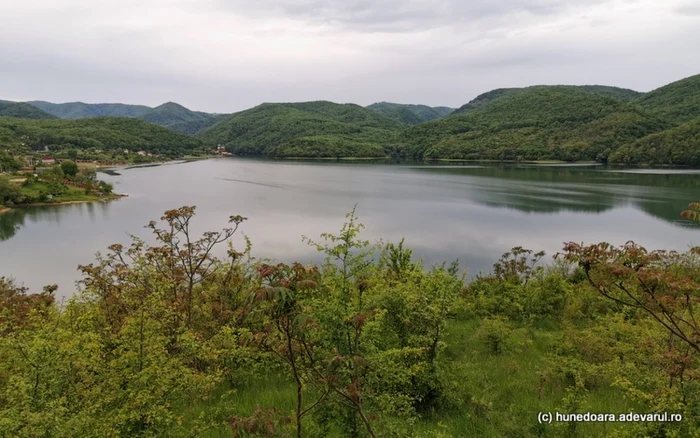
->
0, 101, 56, 119
0, 117, 202, 157
28, 100, 218, 130
137, 102, 212, 128
609, 117, 700, 166
167, 114, 230, 136
366, 102, 454, 125
401, 87, 670, 162
196, 101, 403, 158
454, 85, 642, 114
633, 74, 700, 124
28, 101, 152, 119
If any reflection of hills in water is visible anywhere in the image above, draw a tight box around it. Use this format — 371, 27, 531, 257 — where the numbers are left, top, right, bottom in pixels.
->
0, 202, 110, 241
413, 165, 700, 227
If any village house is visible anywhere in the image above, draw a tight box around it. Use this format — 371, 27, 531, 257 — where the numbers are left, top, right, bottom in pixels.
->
41, 156, 56, 165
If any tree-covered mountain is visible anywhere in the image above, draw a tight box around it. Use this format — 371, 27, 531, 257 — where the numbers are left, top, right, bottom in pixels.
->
196, 101, 403, 157
633, 74, 700, 124
167, 114, 231, 136
366, 102, 454, 125
454, 85, 643, 115
609, 117, 700, 166
0, 101, 56, 119
401, 87, 670, 162
0, 116, 202, 157
28, 100, 217, 131
136, 102, 212, 128
28, 101, 152, 119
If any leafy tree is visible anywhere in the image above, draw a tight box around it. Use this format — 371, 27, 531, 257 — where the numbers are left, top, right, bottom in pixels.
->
60, 159, 79, 177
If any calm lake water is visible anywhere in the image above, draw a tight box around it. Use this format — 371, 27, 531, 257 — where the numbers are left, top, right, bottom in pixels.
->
2, 158, 699, 298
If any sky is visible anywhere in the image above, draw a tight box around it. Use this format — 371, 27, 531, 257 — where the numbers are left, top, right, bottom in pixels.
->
1, 0, 699, 113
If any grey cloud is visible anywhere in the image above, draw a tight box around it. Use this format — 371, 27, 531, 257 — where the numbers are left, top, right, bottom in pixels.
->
209, 0, 613, 32
0, 0, 699, 112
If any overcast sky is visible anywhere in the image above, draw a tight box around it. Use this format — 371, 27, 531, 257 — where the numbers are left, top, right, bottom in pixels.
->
1, 0, 699, 113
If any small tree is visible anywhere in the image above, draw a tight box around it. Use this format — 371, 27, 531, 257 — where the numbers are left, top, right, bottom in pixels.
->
60, 159, 79, 177
681, 202, 700, 222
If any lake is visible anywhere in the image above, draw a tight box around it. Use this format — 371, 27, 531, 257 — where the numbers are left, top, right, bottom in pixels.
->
1, 158, 699, 299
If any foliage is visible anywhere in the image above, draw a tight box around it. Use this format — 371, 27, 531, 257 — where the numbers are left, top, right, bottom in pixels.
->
168, 114, 230, 136
60, 159, 79, 177
401, 87, 670, 162
0, 101, 56, 120
137, 102, 213, 128
0, 116, 203, 157
196, 102, 403, 158
366, 103, 454, 125
609, 117, 700, 166
1, 210, 700, 436
28, 101, 152, 119
0, 151, 23, 172
454, 85, 643, 115
682, 202, 700, 222
634, 73, 700, 124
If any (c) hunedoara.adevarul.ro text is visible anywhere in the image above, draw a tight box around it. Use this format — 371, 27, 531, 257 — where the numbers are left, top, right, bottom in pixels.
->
537, 412, 683, 424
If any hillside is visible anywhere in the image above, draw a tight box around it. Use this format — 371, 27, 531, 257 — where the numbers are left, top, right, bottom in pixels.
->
402, 87, 669, 161
633, 74, 700, 123
609, 117, 700, 166
137, 102, 211, 128
366, 102, 454, 125
28, 101, 152, 119
167, 114, 230, 136
0, 116, 202, 157
197, 101, 403, 158
455, 85, 643, 114
0, 101, 56, 119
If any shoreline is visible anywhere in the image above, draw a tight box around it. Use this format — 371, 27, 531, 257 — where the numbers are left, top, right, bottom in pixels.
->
0, 194, 126, 215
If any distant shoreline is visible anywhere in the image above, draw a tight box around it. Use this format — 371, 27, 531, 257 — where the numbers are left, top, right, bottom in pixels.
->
0, 194, 126, 215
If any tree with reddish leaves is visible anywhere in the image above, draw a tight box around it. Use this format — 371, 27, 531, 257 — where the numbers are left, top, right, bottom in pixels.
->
681, 202, 700, 222
249, 262, 329, 438
560, 241, 699, 353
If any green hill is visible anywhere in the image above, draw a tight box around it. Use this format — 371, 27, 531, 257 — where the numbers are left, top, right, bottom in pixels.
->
633, 74, 700, 123
137, 102, 211, 128
366, 102, 454, 125
0, 117, 202, 157
197, 101, 403, 158
167, 114, 230, 136
0, 101, 56, 119
402, 87, 669, 162
455, 85, 642, 115
28, 101, 152, 119
609, 117, 700, 166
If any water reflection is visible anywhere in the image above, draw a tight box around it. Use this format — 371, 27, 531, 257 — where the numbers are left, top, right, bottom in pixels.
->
1, 159, 699, 297
411, 165, 700, 227
0, 202, 115, 241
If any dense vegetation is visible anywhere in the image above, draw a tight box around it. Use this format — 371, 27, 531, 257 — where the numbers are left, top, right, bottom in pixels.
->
28, 100, 220, 131
0, 101, 56, 120
0, 206, 697, 437
634, 74, 700, 123
197, 102, 403, 158
610, 117, 700, 166
28, 101, 152, 119
0, 164, 115, 208
366, 103, 454, 125
167, 114, 230, 136
0, 73, 697, 163
137, 102, 212, 128
0, 116, 203, 157
454, 85, 642, 115
400, 87, 670, 162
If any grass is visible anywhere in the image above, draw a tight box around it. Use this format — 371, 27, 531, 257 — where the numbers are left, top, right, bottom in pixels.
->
177, 317, 640, 437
